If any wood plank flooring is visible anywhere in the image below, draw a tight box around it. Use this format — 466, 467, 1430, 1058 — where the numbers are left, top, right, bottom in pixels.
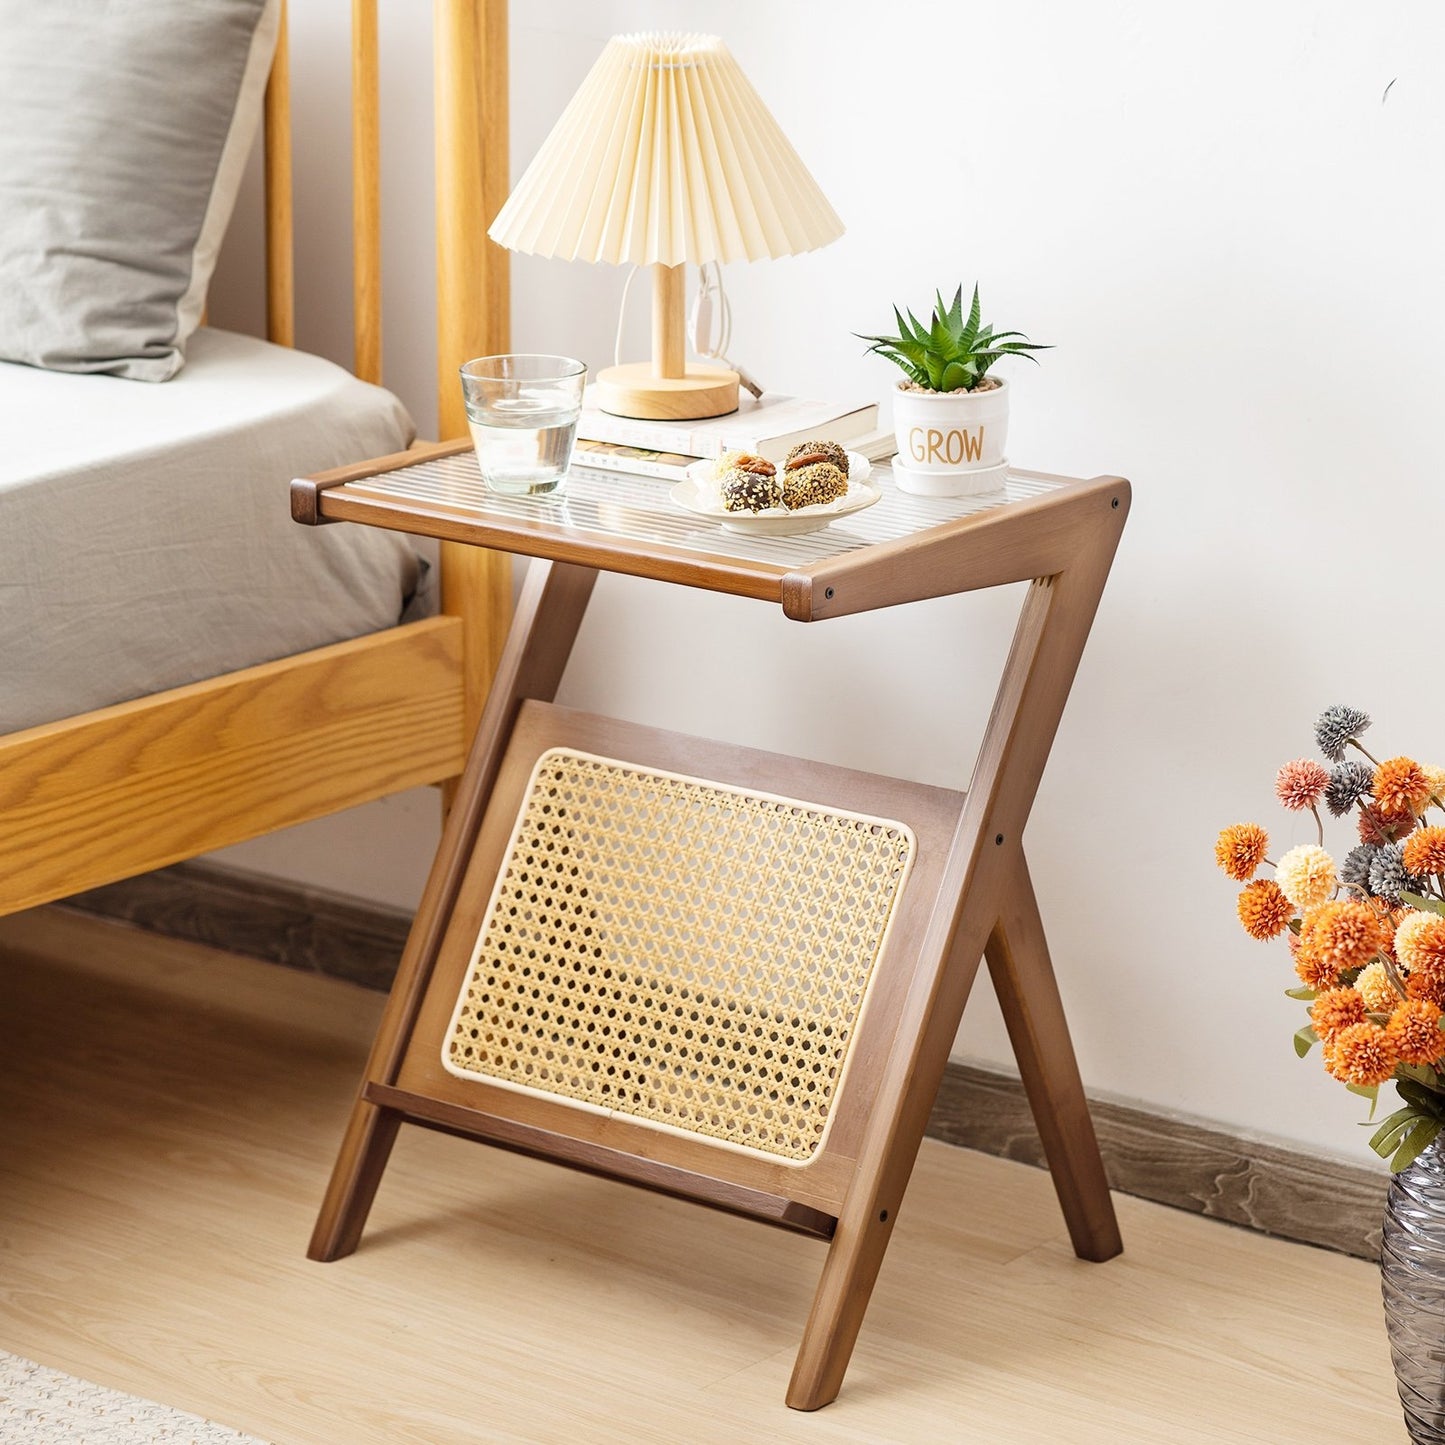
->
0, 909, 1405, 1443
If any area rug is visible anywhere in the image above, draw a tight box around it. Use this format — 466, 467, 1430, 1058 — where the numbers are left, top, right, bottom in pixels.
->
0, 1353, 267, 1444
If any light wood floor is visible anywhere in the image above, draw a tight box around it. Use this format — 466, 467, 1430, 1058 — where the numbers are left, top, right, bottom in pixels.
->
0, 908, 1404, 1444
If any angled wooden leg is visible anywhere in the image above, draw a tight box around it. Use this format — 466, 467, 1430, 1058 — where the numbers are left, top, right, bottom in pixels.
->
786, 923, 991, 1412
307, 1103, 402, 1261
309, 559, 598, 1261
986, 850, 1122, 1263
789, 524, 1128, 1409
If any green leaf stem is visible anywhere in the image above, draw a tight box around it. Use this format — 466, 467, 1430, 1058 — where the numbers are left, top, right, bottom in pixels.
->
857, 282, 1050, 393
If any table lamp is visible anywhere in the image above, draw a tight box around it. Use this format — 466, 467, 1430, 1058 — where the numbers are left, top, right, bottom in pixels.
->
488, 32, 844, 421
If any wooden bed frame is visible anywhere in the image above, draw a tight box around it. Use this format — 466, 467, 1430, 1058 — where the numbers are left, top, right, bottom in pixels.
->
0, 0, 511, 919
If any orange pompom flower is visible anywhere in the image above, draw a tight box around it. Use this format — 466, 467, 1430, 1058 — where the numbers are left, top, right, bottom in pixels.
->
1215, 823, 1270, 881
1403, 827, 1445, 878
1309, 987, 1368, 1041
1395, 911, 1445, 977
1408, 971, 1445, 1008
1323, 1022, 1399, 1086
1374, 757, 1435, 818
1275, 845, 1336, 910
1297, 900, 1387, 973
1275, 760, 1330, 812
1294, 938, 1342, 991
1237, 879, 1294, 940
1386, 1000, 1445, 1067
1359, 803, 1416, 846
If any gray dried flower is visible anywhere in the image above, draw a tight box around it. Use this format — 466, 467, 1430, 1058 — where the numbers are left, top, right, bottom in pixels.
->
1314, 705, 1372, 763
1367, 842, 1426, 905
1340, 844, 1379, 890
1324, 761, 1374, 817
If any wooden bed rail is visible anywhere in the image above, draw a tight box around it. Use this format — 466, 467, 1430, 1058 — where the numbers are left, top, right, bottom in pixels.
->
0, 2, 513, 921
262, 0, 513, 742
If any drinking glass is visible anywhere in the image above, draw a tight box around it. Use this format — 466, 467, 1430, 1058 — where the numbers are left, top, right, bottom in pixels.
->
459, 354, 587, 496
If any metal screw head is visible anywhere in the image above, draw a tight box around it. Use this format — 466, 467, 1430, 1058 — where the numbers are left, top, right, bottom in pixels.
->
824, 586, 834, 599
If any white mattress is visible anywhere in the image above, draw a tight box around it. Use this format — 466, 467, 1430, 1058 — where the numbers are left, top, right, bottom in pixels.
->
0, 327, 426, 733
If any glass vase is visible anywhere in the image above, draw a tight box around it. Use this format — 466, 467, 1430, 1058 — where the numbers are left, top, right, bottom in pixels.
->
1383, 1137, 1445, 1442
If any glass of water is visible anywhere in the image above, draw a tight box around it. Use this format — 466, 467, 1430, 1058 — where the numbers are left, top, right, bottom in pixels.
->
459, 354, 587, 497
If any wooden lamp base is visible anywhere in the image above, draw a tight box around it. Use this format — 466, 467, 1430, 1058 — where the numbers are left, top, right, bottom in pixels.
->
592, 360, 740, 421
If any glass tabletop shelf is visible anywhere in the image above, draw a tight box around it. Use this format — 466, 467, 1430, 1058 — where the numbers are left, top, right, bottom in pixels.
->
294, 443, 1108, 621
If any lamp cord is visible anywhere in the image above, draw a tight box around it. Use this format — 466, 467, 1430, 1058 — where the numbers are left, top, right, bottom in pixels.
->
612, 264, 641, 370
612, 263, 764, 398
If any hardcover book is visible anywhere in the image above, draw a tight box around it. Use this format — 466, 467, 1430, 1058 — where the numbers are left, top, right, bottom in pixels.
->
576, 392, 880, 463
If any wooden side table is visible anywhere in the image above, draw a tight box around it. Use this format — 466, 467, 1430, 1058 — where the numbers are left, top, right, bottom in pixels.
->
292, 446, 1130, 1411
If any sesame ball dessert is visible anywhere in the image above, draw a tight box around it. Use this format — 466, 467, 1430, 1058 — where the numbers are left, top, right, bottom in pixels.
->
716, 451, 782, 512
781, 461, 847, 510
783, 440, 850, 479
720, 466, 785, 512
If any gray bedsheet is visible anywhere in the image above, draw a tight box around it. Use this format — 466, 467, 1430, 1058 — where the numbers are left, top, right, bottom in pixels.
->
0, 327, 425, 733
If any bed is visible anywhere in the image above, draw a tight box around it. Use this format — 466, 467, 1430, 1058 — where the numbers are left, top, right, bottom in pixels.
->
0, 0, 511, 917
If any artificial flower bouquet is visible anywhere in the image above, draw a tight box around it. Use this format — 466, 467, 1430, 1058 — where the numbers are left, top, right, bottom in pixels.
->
1216, 706, 1445, 1170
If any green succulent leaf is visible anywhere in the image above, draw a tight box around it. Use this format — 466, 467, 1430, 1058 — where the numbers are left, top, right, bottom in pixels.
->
861, 282, 1047, 390
943, 284, 965, 335
906, 307, 934, 349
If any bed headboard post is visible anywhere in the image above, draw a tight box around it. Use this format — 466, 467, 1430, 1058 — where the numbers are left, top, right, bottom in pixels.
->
352, 0, 383, 383
264, 0, 296, 347
434, 0, 513, 741
265, 0, 512, 751
434, 0, 510, 437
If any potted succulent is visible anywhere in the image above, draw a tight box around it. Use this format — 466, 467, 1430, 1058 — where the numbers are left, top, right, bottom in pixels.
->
859, 284, 1049, 496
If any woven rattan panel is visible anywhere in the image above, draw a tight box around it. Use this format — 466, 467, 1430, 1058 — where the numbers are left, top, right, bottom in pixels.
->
444, 748, 917, 1162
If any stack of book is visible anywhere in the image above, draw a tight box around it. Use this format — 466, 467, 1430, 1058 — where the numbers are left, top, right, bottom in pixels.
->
571, 392, 895, 482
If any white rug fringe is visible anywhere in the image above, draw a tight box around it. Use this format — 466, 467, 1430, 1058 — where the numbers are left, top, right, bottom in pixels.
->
0, 1354, 266, 1444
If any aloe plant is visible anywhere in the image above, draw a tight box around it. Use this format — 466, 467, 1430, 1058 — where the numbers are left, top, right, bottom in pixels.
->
859, 283, 1049, 393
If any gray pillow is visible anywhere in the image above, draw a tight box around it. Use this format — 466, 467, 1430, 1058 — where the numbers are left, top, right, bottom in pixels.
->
0, 0, 279, 382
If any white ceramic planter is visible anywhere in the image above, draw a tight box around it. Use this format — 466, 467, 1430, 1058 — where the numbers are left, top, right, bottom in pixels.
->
890, 378, 1009, 496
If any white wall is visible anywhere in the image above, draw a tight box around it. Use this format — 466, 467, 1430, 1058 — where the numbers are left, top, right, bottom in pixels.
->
209, 0, 1445, 1165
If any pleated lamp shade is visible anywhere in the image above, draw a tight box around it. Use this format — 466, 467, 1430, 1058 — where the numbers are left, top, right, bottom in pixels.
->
489, 33, 844, 420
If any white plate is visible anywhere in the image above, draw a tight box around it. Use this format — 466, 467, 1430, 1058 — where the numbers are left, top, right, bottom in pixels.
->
672, 452, 879, 536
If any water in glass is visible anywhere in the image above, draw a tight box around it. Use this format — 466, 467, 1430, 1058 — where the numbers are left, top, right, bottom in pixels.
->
467, 389, 579, 496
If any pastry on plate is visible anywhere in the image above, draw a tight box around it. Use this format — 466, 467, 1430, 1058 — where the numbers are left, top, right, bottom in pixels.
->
781, 460, 847, 510
783, 441, 850, 479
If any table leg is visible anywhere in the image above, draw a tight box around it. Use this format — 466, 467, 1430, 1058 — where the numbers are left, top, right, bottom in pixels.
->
986, 850, 1122, 1263
308, 559, 598, 1262
788, 560, 1122, 1409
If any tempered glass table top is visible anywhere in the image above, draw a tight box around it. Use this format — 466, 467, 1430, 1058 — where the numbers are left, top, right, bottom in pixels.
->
297, 444, 1104, 618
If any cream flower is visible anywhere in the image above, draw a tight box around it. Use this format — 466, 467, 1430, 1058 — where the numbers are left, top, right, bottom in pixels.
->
1356, 959, 1402, 1015
1423, 764, 1445, 809
1275, 844, 1337, 911
1395, 911, 1445, 977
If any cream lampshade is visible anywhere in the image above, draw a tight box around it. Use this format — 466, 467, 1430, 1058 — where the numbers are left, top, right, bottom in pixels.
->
488, 32, 844, 420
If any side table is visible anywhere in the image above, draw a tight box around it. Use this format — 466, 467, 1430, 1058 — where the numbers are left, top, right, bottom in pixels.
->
291, 446, 1130, 1411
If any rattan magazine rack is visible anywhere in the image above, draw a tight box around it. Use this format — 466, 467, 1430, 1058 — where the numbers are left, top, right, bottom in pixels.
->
292, 446, 1130, 1411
